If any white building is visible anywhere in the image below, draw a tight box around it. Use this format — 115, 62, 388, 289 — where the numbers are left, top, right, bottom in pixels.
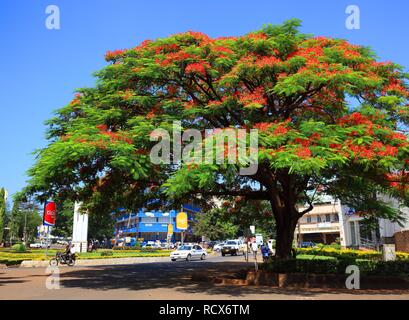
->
295, 195, 407, 250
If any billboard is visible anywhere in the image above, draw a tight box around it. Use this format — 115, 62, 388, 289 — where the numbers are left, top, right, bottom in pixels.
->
167, 223, 174, 236
176, 212, 188, 230
43, 201, 57, 226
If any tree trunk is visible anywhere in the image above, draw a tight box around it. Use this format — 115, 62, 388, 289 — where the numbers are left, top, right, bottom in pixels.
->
274, 208, 300, 259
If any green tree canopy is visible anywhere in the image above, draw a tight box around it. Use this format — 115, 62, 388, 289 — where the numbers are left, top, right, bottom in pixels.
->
8, 199, 42, 244
194, 199, 275, 240
25, 20, 409, 258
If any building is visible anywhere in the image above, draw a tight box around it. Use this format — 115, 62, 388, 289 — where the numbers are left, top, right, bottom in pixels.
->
378, 196, 409, 252
295, 195, 404, 249
114, 204, 201, 242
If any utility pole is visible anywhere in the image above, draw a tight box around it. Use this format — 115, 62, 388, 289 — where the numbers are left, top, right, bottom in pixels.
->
180, 204, 184, 245
23, 210, 27, 245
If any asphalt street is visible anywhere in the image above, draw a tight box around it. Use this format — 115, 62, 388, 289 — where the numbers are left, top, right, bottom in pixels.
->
1, 254, 409, 300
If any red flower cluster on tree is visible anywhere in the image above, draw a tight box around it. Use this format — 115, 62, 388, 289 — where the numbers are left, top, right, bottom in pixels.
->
255, 56, 281, 68
273, 124, 288, 136
385, 172, 409, 192
296, 147, 312, 158
253, 122, 273, 132
95, 125, 133, 145
185, 62, 210, 76
69, 93, 82, 107
105, 49, 126, 61
239, 87, 267, 107
158, 51, 196, 67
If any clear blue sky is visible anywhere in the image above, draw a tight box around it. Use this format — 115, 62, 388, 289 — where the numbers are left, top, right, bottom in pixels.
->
1, 0, 408, 200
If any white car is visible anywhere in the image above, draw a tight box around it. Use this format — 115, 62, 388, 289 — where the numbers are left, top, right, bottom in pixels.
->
213, 242, 225, 252
170, 244, 207, 261
29, 242, 50, 249
221, 240, 246, 256
142, 243, 161, 249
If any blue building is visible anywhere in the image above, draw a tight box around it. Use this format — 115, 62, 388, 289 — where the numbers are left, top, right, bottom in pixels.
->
115, 205, 201, 242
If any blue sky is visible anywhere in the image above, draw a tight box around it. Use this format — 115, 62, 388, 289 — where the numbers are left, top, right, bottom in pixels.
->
1, 0, 408, 200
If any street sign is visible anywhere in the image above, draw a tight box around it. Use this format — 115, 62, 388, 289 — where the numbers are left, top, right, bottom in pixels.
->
250, 225, 255, 234
256, 234, 263, 245
176, 212, 188, 230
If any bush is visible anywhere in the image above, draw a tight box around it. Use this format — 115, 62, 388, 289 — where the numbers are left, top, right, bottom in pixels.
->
261, 257, 409, 276
397, 252, 409, 260
296, 247, 382, 261
355, 259, 409, 276
140, 247, 160, 252
316, 243, 342, 250
112, 246, 140, 251
261, 258, 339, 274
11, 243, 27, 253
100, 250, 114, 257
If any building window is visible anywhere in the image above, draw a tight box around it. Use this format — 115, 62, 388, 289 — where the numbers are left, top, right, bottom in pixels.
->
307, 216, 312, 223
325, 214, 331, 222
334, 214, 339, 222
317, 216, 322, 223
350, 221, 357, 245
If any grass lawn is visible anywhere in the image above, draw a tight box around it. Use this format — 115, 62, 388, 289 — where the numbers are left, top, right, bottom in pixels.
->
0, 249, 172, 266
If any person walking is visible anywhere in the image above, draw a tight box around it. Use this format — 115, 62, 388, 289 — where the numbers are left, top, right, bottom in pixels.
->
261, 243, 270, 262
251, 241, 258, 260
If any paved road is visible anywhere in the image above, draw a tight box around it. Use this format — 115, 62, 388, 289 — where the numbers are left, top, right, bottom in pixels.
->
1, 254, 409, 300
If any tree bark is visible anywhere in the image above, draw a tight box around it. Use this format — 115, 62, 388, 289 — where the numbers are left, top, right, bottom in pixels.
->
274, 210, 299, 259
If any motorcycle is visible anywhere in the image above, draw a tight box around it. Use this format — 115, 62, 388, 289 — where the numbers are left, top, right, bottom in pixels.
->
49, 251, 76, 267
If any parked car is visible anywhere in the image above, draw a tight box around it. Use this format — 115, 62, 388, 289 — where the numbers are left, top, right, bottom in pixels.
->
160, 242, 175, 250
301, 241, 317, 248
142, 243, 161, 249
213, 242, 225, 252
29, 241, 51, 249
170, 244, 207, 261
221, 240, 246, 256
206, 241, 218, 249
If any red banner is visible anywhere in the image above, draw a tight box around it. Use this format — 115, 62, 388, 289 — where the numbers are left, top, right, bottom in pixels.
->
43, 201, 57, 226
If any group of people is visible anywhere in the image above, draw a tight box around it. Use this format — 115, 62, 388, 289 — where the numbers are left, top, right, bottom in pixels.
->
247, 241, 274, 261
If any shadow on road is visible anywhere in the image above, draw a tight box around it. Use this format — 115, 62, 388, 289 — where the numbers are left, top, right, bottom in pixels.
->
55, 261, 409, 298
0, 272, 28, 286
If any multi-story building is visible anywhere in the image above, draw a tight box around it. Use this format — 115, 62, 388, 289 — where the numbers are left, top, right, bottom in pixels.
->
114, 204, 201, 242
295, 195, 405, 249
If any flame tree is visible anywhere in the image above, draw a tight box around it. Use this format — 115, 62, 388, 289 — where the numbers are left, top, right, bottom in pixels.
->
25, 20, 408, 258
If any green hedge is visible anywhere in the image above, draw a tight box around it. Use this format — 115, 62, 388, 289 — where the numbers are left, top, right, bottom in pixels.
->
261, 258, 409, 276
296, 247, 409, 261
355, 259, 409, 276
261, 258, 339, 274
296, 247, 381, 260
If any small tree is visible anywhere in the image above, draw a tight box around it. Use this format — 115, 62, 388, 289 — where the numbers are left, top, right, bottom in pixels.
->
8, 198, 42, 243
194, 208, 239, 240
0, 188, 6, 243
